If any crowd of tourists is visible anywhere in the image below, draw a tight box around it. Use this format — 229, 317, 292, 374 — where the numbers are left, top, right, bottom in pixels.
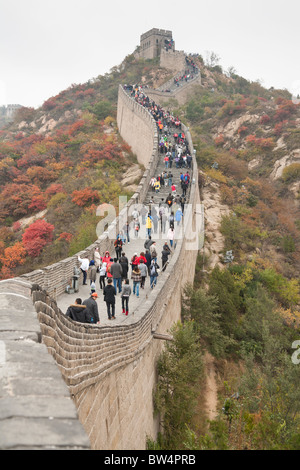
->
66, 82, 193, 326
66, 238, 169, 324
163, 55, 199, 92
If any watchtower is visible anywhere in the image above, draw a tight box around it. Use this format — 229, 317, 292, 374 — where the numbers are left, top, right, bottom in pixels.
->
138, 28, 175, 60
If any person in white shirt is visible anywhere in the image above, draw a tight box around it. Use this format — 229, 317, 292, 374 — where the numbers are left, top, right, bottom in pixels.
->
78, 256, 89, 285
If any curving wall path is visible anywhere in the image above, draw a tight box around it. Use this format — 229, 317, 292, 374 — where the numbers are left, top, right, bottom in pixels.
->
0, 66, 202, 449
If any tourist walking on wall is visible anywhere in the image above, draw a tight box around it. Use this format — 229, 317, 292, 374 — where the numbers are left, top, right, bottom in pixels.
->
114, 236, 123, 260
154, 179, 160, 193
145, 249, 152, 275
83, 293, 100, 324
132, 206, 139, 220
78, 255, 89, 285
110, 258, 123, 294
131, 265, 141, 298
144, 235, 154, 251
161, 243, 171, 271
121, 279, 131, 315
175, 207, 183, 226
149, 259, 160, 289
134, 218, 140, 237
169, 211, 175, 229
102, 251, 111, 264
141, 205, 148, 225
150, 242, 157, 263
131, 253, 139, 273
146, 213, 153, 238
103, 278, 116, 320
165, 193, 173, 212
119, 252, 129, 279
138, 260, 147, 289
123, 222, 130, 244
99, 262, 107, 290
94, 247, 101, 272
88, 260, 97, 286
167, 227, 175, 248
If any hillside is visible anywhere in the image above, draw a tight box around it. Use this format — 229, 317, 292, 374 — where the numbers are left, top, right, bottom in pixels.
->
186, 61, 300, 292
0, 54, 172, 279
165, 58, 300, 450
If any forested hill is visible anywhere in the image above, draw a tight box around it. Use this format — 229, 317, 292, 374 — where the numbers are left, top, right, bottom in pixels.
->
0, 54, 172, 278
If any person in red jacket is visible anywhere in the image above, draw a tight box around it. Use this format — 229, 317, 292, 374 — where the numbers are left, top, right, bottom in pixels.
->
136, 252, 147, 264
102, 251, 111, 264
130, 253, 139, 273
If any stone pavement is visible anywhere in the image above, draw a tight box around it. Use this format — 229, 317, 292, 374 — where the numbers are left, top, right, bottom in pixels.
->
0, 279, 90, 449
56, 218, 182, 327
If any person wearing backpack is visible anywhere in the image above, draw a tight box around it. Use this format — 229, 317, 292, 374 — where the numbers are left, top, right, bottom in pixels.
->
131, 265, 142, 298
150, 242, 157, 262
149, 259, 160, 289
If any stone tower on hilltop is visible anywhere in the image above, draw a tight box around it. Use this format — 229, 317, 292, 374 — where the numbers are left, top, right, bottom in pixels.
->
135, 28, 175, 60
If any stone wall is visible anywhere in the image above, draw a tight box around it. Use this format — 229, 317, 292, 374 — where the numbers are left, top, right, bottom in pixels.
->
160, 49, 186, 73
117, 86, 158, 168
0, 80, 201, 450
146, 73, 202, 107
0, 278, 90, 450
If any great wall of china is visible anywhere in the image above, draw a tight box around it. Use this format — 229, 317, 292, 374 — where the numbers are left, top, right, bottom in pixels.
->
0, 45, 204, 450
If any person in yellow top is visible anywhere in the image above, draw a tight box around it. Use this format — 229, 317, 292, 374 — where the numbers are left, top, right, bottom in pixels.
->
154, 180, 160, 193
146, 213, 153, 238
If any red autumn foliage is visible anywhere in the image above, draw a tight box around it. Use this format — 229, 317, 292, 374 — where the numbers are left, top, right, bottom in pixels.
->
260, 114, 271, 125
57, 232, 73, 242
237, 126, 248, 136
12, 221, 21, 232
274, 99, 297, 122
245, 134, 275, 149
22, 219, 54, 257
0, 183, 45, 220
72, 187, 100, 207
0, 241, 27, 279
215, 134, 225, 146
42, 98, 57, 111
67, 120, 85, 136
28, 194, 47, 212
45, 183, 65, 198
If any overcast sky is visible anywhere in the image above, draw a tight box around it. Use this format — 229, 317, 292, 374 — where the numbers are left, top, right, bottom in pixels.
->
1, 0, 299, 109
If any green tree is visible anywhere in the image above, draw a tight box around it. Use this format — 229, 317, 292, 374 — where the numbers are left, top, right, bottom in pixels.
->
153, 321, 203, 449
89, 100, 114, 120
208, 266, 242, 339
182, 283, 236, 357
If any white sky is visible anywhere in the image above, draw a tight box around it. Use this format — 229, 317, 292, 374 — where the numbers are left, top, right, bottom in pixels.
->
0, 0, 299, 109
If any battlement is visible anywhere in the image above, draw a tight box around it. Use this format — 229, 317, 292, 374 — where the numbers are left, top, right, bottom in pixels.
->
138, 27, 175, 60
